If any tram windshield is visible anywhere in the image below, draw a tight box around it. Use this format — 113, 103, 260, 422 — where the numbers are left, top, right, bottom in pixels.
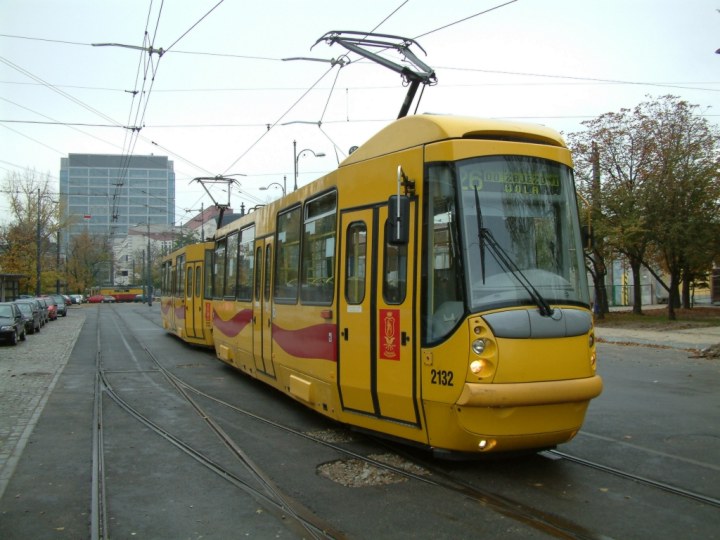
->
424, 156, 590, 342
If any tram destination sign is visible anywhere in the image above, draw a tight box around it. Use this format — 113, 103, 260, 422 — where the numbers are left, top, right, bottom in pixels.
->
461, 169, 562, 196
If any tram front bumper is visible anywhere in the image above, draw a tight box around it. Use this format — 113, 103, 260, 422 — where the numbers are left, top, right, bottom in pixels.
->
456, 375, 603, 408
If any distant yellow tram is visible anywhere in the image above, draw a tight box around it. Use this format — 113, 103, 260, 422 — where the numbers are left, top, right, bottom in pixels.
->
160, 241, 214, 347
162, 115, 602, 455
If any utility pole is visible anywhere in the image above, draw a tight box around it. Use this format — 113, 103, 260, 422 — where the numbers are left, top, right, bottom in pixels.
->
36, 188, 41, 295
146, 222, 152, 307
56, 230, 60, 293
591, 141, 608, 317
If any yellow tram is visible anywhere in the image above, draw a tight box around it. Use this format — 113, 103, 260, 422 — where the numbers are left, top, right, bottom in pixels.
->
160, 241, 215, 347
163, 114, 603, 455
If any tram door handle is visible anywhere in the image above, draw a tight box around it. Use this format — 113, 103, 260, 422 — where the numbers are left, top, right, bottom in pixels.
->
342, 328, 349, 341
401, 331, 409, 346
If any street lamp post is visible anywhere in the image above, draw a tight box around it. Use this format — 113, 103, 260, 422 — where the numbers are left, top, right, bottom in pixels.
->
293, 140, 325, 191
260, 180, 287, 197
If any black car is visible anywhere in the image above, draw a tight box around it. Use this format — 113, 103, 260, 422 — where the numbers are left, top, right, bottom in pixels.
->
0, 302, 26, 345
27, 298, 47, 327
14, 300, 41, 335
34, 297, 49, 325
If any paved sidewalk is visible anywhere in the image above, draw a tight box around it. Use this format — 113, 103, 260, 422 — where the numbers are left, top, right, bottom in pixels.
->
0, 309, 85, 500
598, 303, 720, 351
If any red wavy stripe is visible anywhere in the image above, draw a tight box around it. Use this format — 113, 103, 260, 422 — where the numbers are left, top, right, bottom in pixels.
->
272, 323, 337, 362
213, 308, 253, 337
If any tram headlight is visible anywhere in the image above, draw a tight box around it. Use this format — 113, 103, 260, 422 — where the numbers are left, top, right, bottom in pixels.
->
471, 338, 486, 355
470, 360, 484, 375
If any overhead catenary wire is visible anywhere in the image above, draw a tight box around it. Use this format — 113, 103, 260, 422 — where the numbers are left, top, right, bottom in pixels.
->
2, 2, 717, 217
413, 0, 519, 40
221, 64, 338, 174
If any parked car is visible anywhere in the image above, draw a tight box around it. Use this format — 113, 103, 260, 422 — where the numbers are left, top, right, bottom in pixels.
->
88, 294, 105, 303
0, 302, 26, 345
14, 300, 41, 335
34, 297, 49, 325
102, 295, 116, 303
62, 294, 72, 306
50, 294, 68, 316
69, 294, 85, 304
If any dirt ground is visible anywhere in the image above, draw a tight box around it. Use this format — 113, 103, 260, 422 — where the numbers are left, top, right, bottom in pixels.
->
594, 306, 720, 331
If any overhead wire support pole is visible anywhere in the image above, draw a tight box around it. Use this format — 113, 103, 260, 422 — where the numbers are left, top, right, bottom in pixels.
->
191, 174, 246, 227
313, 30, 437, 118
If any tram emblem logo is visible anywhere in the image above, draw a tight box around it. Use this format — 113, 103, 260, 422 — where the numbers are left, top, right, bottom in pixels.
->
380, 309, 400, 360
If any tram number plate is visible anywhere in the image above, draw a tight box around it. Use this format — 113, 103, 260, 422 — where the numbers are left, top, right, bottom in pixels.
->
430, 369, 454, 386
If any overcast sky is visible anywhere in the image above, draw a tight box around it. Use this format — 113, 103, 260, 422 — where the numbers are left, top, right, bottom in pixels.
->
1, 0, 718, 225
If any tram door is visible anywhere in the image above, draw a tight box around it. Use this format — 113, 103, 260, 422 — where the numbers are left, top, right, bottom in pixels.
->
338, 204, 418, 424
339, 209, 375, 413
185, 260, 204, 340
252, 238, 276, 377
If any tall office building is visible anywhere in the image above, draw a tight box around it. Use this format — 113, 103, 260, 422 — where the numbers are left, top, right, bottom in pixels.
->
59, 153, 175, 285
60, 153, 175, 240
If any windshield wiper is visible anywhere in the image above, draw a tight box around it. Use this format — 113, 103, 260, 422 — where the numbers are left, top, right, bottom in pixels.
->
473, 187, 554, 317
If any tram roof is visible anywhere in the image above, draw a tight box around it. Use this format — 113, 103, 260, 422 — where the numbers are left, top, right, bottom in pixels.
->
340, 114, 567, 167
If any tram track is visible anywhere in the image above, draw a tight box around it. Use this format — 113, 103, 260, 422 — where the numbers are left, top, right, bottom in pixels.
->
92, 306, 344, 540
91, 352, 108, 540
543, 449, 720, 509
113, 306, 602, 539
118, 318, 600, 539
135, 301, 720, 513
138, 346, 601, 540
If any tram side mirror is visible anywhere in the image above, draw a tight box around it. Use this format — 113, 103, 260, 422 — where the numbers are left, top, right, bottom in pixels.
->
581, 225, 594, 250
388, 195, 410, 245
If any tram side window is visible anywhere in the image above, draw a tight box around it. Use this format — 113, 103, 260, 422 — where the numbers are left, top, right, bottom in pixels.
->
204, 249, 213, 299
176, 254, 185, 296
186, 266, 193, 297
161, 261, 169, 295
301, 191, 336, 305
195, 263, 202, 297
383, 220, 407, 304
264, 244, 272, 301
345, 222, 367, 304
165, 261, 172, 296
237, 226, 255, 301
424, 163, 464, 342
225, 232, 239, 298
254, 246, 263, 301
213, 239, 226, 299
274, 206, 301, 303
